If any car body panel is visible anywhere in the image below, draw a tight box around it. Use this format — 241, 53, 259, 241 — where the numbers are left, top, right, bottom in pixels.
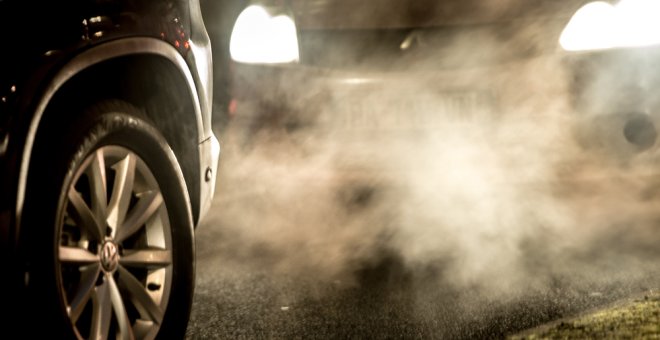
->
14, 37, 206, 239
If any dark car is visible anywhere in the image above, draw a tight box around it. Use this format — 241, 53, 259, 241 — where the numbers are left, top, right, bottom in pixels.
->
0, 1, 219, 338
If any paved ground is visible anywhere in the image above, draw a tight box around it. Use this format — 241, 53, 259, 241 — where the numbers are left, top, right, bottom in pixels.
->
185, 127, 660, 339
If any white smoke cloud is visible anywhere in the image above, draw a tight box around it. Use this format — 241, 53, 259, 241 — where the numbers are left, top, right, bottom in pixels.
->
202, 2, 660, 315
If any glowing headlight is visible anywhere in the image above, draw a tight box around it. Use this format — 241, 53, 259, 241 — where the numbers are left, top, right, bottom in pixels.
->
560, 0, 660, 51
229, 5, 299, 64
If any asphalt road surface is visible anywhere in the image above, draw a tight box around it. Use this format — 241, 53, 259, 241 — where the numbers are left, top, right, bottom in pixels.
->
186, 126, 660, 339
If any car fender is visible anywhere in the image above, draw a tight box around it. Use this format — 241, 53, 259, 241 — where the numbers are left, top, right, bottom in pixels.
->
15, 37, 205, 235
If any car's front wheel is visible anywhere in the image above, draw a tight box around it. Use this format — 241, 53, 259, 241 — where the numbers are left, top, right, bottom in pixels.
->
23, 100, 194, 339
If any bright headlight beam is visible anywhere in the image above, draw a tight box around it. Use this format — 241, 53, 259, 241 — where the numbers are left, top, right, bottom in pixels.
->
229, 5, 299, 64
560, 0, 660, 52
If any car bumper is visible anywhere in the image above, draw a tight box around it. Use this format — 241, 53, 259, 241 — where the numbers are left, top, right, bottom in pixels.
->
198, 133, 220, 223
228, 50, 660, 189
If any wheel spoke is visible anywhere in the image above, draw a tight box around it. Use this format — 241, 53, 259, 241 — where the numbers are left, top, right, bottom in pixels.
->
87, 149, 108, 225
59, 246, 98, 264
68, 263, 101, 323
133, 320, 157, 339
90, 277, 112, 340
108, 273, 136, 340
120, 249, 171, 268
117, 265, 164, 325
107, 153, 136, 235
116, 191, 163, 243
68, 190, 104, 241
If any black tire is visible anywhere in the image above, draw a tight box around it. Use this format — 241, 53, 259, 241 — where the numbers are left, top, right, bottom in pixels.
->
22, 100, 195, 339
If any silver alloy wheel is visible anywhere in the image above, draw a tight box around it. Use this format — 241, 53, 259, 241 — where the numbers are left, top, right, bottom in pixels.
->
57, 145, 173, 339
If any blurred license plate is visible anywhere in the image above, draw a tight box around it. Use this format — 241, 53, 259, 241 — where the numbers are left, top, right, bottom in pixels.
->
330, 90, 496, 129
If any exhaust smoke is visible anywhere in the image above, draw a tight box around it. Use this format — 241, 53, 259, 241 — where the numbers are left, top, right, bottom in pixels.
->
200, 2, 660, 336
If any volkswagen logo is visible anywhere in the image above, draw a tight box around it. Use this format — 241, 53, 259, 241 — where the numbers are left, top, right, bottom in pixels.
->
100, 241, 119, 272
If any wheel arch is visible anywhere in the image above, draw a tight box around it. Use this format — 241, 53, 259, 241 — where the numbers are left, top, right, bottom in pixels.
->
18, 38, 205, 237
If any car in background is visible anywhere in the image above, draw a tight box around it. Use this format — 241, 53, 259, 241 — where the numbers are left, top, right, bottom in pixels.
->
0, 0, 219, 338
225, 0, 660, 182
225, 1, 586, 158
